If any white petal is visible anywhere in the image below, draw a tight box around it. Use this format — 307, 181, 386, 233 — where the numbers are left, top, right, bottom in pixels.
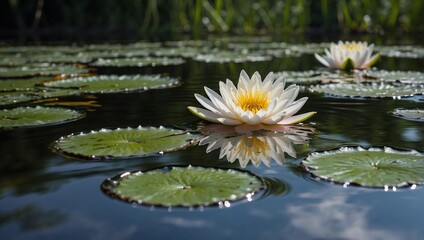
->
278, 111, 316, 125
283, 97, 308, 117
204, 87, 236, 117
315, 53, 330, 67
187, 106, 222, 123
217, 117, 243, 125
262, 114, 284, 124
194, 94, 221, 114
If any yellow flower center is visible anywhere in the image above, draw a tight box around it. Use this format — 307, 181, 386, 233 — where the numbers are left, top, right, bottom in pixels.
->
341, 44, 364, 51
236, 90, 269, 113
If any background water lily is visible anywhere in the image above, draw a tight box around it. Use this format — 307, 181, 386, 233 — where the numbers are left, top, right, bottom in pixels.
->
199, 125, 314, 168
314, 41, 380, 70
188, 70, 316, 126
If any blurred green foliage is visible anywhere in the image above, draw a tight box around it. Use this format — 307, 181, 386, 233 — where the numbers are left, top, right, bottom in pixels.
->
1, 0, 423, 36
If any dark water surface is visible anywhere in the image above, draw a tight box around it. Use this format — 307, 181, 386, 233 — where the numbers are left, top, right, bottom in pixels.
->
0, 37, 423, 240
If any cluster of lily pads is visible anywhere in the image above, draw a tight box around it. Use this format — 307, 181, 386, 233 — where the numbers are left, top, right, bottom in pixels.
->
1, 39, 423, 208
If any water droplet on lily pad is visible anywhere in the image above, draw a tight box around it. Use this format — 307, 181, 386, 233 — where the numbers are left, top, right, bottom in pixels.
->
309, 82, 424, 99
0, 106, 85, 129
52, 126, 200, 160
302, 146, 424, 188
101, 166, 265, 207
392, 109, 424, 122
42, 75, 179, 94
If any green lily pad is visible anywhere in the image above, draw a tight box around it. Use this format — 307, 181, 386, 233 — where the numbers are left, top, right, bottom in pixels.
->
152, 47, 207, 58
0, 106, 85, 129
91, 57, 185, 67
392, 109, 424, 122
164, 40, 213, 48
0, 54, 28, 66
302, 146, 424, 188
193, 51, 271, 63
0, 64, 89, 78
287, 43, 329, 55
275, 70, 355, 84
0, 91, 41, 106
85, 42, 161, 51
309, 82, 424, 99
101, 165, 264, 207
362, 70, 424, 84
0, 77, 50, 91
52, 126, 200, 160
79, 50, 150, 59
0, 45, 84, 54
25, 53, 92, 64
42, 75, 179, 94
376, 45, 424, 59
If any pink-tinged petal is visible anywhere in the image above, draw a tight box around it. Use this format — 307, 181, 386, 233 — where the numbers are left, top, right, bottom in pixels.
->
278, 111, 317, 125
187, 106, 222, 123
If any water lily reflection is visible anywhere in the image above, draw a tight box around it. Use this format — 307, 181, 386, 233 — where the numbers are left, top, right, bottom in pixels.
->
199, 124, 315, 168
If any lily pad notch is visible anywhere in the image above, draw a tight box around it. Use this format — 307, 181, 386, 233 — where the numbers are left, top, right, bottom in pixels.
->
101, 165, 265, 208
51, 126, 200, 160
302, 146, 424, 189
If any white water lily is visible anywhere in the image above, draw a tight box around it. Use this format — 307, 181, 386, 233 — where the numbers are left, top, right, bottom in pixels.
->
188, 70, 316, 126
199, 124, 314, 167
314, 41, 380, 70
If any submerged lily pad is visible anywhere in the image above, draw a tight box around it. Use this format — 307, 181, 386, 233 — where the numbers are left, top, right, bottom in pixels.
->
302, 146, 424, 188
91, 57, 185, 67
101, 165, 264, 207
0, 106, 84, 129
52, 126, 200, 159
392, 109, 424, 121
193, 51, 271, 63
42, 75, 179, 93
362, 70, 424, 84
0, 64, 89, 78
309, 82, 424, 99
